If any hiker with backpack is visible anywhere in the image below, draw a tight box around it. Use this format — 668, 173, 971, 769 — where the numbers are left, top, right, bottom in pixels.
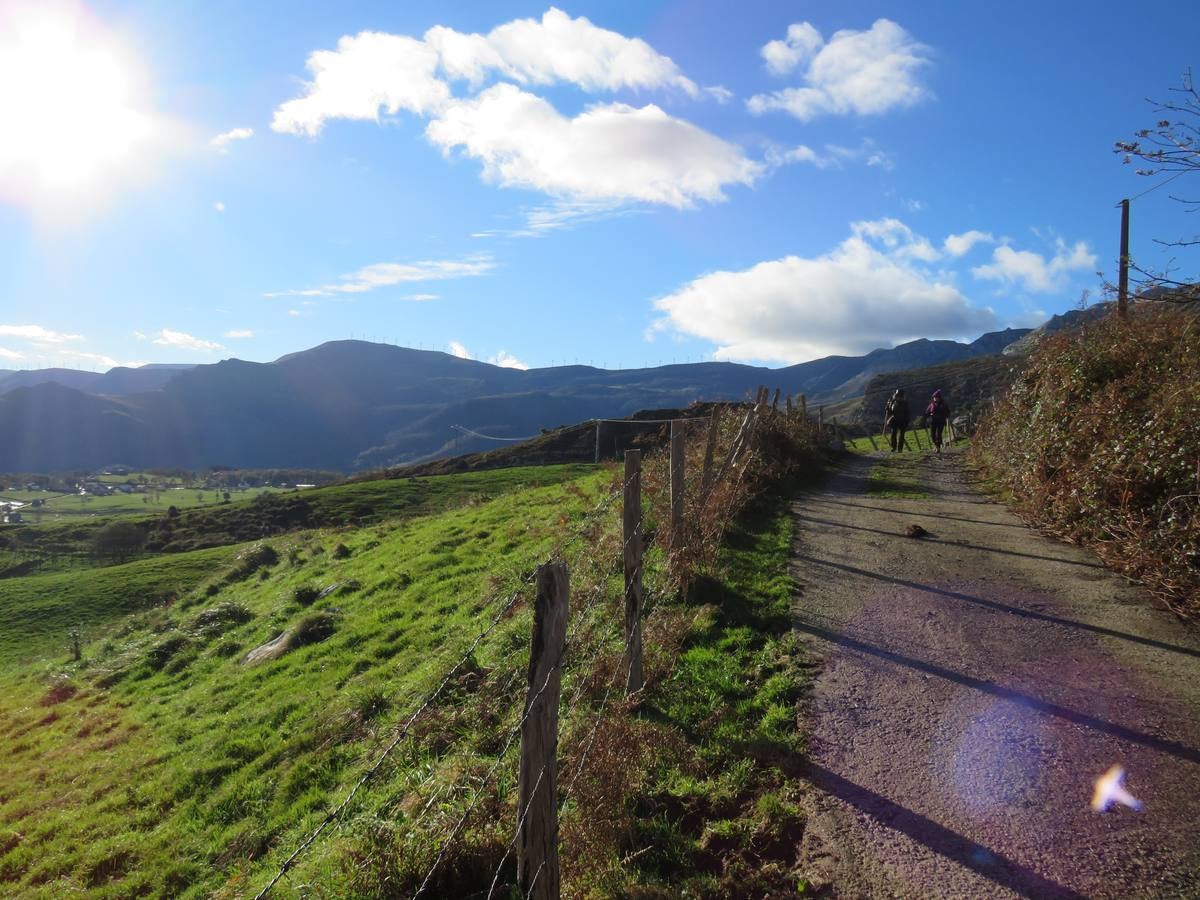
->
884, 389, 911, 452
925, 389, 952, 453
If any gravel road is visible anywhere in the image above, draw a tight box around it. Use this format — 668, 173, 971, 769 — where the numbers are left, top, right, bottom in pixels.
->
790, 449, 1200, 899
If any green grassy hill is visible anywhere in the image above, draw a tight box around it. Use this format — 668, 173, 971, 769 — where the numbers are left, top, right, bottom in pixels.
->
0, 465, 622, 896
0, 416, 820, 896
0, 465, 592, 577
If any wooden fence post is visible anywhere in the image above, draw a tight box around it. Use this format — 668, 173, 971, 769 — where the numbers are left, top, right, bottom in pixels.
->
785, 395, 793, 415
669, 420, 685, 552
623, 450, 644, 694
517, 563, 568, 900
818, 406, 824, 434
913, 428, 924, 450
771, 387, 780, 411
593, 420, 601, 464
700, 408, 720, 495
800, 394, 807, 422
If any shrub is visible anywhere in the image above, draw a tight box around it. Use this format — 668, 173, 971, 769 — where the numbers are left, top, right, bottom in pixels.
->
147, 634, 195, 670
192, 601, 253, 630
225, 543, 279, 581
288, 612, 337, 649
332, 542, 351, 559
293, 585, 320, 606
973, 307, 1200, 615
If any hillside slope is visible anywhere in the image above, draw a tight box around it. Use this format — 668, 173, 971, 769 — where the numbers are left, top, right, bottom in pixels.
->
0, 330, 1028, 472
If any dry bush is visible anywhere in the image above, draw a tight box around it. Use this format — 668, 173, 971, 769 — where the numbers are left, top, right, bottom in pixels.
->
973, 308, 1200, 615
640, 403, 824, 593
559, 714, 689, 896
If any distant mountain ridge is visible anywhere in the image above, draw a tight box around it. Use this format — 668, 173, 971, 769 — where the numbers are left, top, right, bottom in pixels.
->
0, 329, 1029, 472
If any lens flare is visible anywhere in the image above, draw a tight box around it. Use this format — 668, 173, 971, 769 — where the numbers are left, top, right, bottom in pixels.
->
0, 1, 155, 202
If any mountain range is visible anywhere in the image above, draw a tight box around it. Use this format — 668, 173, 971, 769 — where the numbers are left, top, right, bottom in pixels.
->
0, 329, 1029, 472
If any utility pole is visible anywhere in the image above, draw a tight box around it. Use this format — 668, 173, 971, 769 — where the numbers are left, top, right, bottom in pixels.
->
1118, 198, 1130, 319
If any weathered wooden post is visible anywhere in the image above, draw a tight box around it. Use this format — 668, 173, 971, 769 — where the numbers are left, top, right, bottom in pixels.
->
669, 420, 685, 552
593, 420, 601, 464
771, 387, 781, 411
1118, 198, 1130, 320
623, 450, 644, 694
517, 563, 568, 900
818, 406, 824, 436
800, 394, 808, 422
700, 408, 720, 495
785, 395, 793, 415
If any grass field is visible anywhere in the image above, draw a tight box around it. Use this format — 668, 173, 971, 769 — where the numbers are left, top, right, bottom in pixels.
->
0, 486, 280, 521
1, 465, 594, 578
842, 425, 945, 455
0, 456, 814, 895
0, 465, 622, 896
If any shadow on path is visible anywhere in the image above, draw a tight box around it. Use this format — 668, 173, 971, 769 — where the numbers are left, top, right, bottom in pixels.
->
793, 553, 1200, 660
795, 512, 1105, 569
806, 763, 1088, 900
818, 496, 1029, 528
794, 620, 1200, 765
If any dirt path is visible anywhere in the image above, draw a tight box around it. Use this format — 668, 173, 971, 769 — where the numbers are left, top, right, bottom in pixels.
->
790, 448, 1200, 899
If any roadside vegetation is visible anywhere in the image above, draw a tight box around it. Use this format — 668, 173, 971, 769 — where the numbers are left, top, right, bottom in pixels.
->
0, 409, 824, 896
973, 307, 1200, 617
0, 465, 590, 578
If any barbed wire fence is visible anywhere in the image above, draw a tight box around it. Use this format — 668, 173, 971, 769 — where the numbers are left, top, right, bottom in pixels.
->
250, 385, 809, 899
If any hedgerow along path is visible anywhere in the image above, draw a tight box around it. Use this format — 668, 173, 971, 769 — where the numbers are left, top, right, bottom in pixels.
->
790, 447, 1200, 898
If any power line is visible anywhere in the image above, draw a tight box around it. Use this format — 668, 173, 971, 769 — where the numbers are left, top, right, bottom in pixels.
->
1122, 169, 1189, 204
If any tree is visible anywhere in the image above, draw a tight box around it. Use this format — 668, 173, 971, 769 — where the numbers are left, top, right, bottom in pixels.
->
91, 520, 145, 563
1114, 69, 1200, 302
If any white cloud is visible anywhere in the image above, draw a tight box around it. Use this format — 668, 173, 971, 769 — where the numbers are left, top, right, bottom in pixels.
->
851, 218, 940, 262
427, 7, 700, 96
272, 11, 746, 210
426, 83, 762, 208
489, 350, 529, 369
943, 229, 993, 257
209, 127, 253, 152
652, 219, 996, 363
401, 293, 439, 302
224, 329, 254, 338
267, 255, 494, 298
213, 201, 225, 212
272, 32, 449, 136
769, 139, 892, 172
748, 19, 932, 121
68, 350, 131, 369
972, 239, 1096, 293
761, 22, 823, 76
766, 144, 829, 169
0, 324, 84, 344
447, 341, 528, 369
149, 328, 223, 352
0, 346, 24, 361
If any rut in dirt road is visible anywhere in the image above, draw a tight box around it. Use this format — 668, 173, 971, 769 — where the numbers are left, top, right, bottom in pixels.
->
790, 449, 1200, 899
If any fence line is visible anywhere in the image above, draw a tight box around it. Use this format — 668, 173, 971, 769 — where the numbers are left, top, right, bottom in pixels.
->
254, 392, 806, 898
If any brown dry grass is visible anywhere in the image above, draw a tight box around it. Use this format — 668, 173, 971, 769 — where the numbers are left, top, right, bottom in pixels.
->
973, 307, 1200, 616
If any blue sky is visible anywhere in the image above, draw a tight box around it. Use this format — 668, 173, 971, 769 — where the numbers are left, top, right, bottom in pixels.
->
1, 0, 1197, 371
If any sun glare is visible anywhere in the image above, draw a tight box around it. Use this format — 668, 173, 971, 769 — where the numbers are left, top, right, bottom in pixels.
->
0, 3, 154, 200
